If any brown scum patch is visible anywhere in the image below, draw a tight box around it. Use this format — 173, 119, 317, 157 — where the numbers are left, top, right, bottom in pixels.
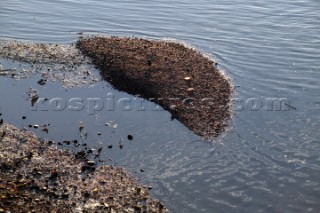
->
77, 36, 232, 138
0, 39, 101, 88
0, 122, 167, 212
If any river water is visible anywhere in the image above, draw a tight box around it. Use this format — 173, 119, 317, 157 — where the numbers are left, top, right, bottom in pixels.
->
0, 0, 320, 212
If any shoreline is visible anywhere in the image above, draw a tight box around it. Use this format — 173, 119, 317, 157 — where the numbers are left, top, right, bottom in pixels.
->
0, 122, 167, 212
77, 36, 232, 139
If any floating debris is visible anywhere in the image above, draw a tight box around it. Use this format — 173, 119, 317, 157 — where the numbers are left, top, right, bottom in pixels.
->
42, 127, 49, 134
105, 121, 118, 129
127, 134, 133, 141
79, 121, 85, 132
0, 71, 9, 76
37, 78, 47, 85
119, 143, 123, 149
0, 64, 16, 76
31, 96, 39, 107
80, 130, 88, 140
0, 122, 167, 212
0, 39, 101, 88
25, 87, 40, 107
26, 87, 38, 98
77, 36, 232, 139
97, 147, 103, 155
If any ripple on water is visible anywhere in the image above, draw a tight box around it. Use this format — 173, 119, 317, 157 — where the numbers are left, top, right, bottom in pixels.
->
1, 0, 320, 212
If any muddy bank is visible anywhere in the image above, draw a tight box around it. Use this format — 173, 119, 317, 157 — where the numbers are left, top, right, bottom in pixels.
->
0, 122, 167, 212
77, 37, 232, 138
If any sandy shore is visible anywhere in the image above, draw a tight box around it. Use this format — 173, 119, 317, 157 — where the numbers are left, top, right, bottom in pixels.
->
77, 37, 232, 139
0, 122, 167, 212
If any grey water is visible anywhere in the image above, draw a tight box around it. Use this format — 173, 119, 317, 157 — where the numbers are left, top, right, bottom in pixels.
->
1, 0, 320, 212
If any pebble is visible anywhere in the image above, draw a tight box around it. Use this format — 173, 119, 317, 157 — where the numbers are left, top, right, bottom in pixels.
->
187, 88, 195, 93
87, 161, 95, 166
169, 105, 177, 110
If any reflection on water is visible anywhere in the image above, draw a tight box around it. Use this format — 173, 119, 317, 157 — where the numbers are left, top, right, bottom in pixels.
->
1, 0, 320, 212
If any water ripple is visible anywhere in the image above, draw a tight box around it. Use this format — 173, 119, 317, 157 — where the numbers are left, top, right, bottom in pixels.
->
1, 0, 320, 212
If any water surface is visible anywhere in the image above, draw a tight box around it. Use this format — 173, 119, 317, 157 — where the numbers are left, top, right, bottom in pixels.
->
1, 0, 320, 212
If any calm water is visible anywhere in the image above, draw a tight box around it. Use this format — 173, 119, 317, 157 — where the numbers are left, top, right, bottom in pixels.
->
1, 0, 320, 212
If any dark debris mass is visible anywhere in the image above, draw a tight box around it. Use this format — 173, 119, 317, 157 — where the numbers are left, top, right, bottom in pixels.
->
77, 36, 232, 139
0, 123, 167, 212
